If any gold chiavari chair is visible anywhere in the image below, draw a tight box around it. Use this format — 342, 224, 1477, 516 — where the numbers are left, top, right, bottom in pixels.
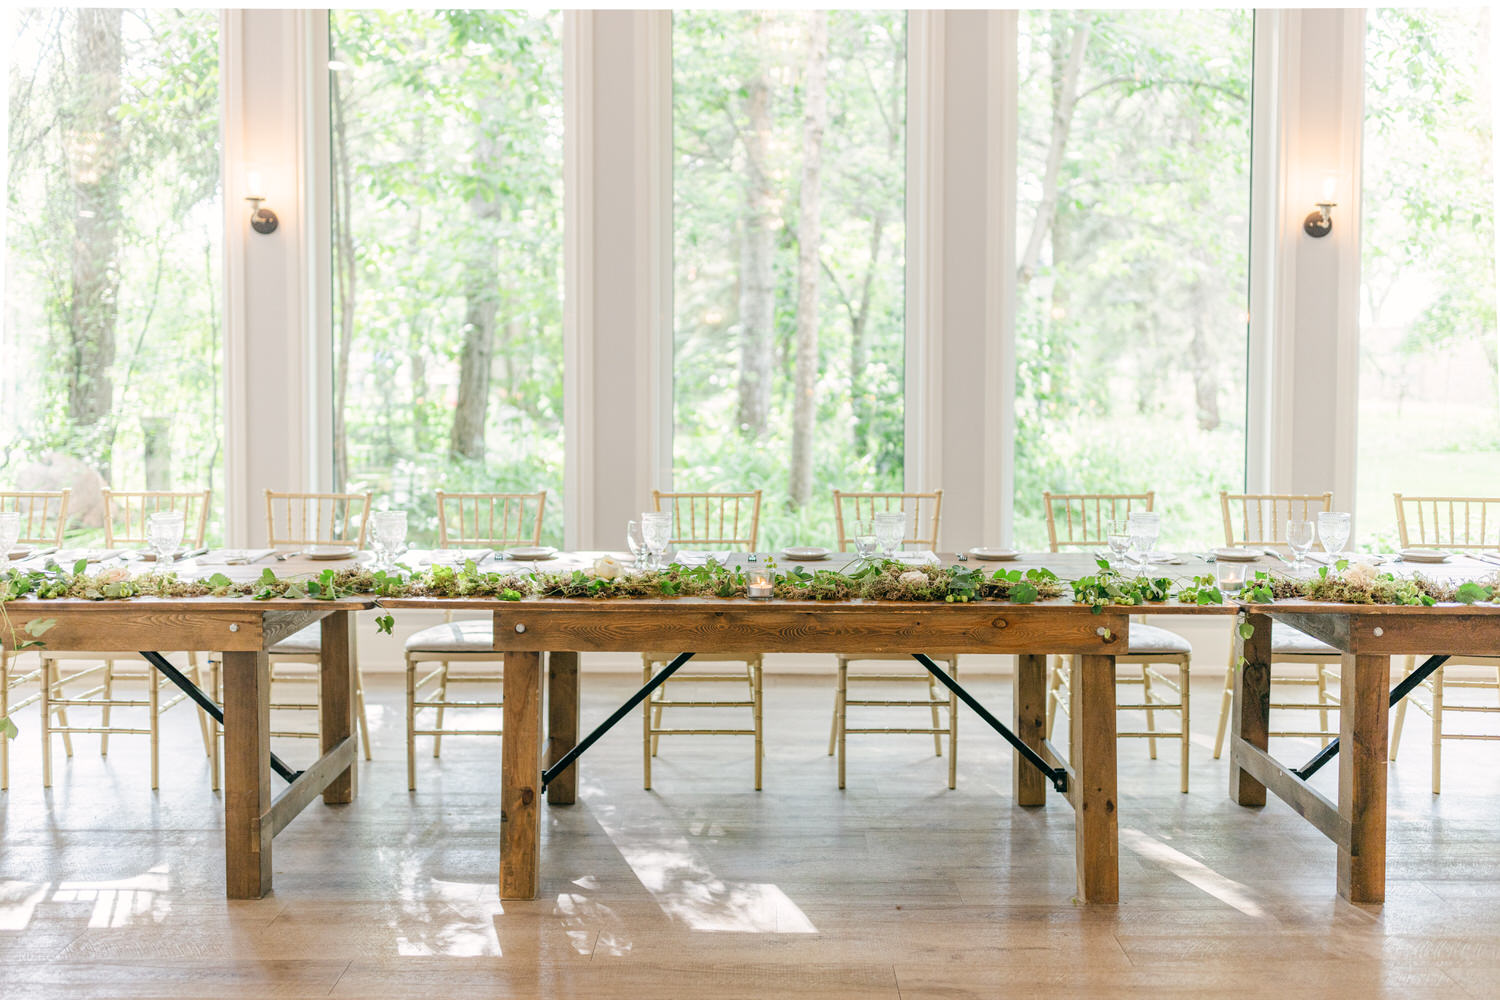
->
39, 490, 215, 788
1390, 494, 1500, 793
403, 490, 546, 791
0, 489, 70, 790
208, 491, 374, 790
828, 489, 958, 789
1212, 490, 1339, 759
1042, 491, 1192, 793
642, 489, 763, 790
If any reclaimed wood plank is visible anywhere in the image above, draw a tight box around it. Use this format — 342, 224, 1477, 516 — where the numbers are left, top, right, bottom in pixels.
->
501, 649, 543, 899
1339, 651, 1391, 903
1231, 739, 1351, 851
319, 610, 356, 804
547, 651, 580, 806
1012, 652, 1048, 807
1071, 653, 1118, 903
1230, 611, 1273, 807
222, 649, 271, 899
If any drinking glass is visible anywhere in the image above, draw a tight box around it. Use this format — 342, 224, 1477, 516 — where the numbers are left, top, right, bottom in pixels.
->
626, 520, 646, 568
642, 512, 673, 570
1317, 511, 1351, 560
1127, 511, 1160, 575
1286, 519, 1316, 572
370, 510, 408, 571
853, 521, 879, 561
147, 511, 186, 573
0, 511, 22, 570
873, 511, 906, 560
1105, 519, 1131, 565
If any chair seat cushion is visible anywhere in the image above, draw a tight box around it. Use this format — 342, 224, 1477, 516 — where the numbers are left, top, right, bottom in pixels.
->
1271, 621, 1338, 656
1127, 623, 1191, 655
405, 619, 495, 653
270, 623, 322, 655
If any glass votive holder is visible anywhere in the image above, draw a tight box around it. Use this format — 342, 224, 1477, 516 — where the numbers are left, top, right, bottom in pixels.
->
747, 572, 773, 599
1216, 561, 1248, 592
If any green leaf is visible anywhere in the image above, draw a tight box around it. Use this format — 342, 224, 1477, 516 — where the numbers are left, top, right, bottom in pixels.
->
207, 573, 233, 588
1455, 581, 1490, 604
22, 617, 56, 638
0, 715, 16, 740
259, 567, 278, 586
1237, 621, 1255, 639
73, 558, 88, 576
1010, 581, 1038, 605
375, 614, 395, 635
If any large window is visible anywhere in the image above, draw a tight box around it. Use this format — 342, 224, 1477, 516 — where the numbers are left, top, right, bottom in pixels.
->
672, 12, 907, 549
1012, 11, 1253, 548
3, 8, 223, 542
1357, 7, 1497, 545
330, 11, 565, 546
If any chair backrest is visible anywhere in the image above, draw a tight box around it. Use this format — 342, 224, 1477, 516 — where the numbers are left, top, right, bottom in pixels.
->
102, 489, 211, 548
1043, 491, 1154, 552
0, 489, 70, 547
435, 490, 546, 547
264, 490, 372, 547
651, 490, 761, 550
832, 489, 943, 551
1220, 491, 1333, 547
1394, 494, 1500, 550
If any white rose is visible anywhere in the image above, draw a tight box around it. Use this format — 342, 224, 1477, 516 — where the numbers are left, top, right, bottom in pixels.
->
898, 570, 928, 587
98, 565, 130, 584
593, 555, 623, 580
1343, 562, 1377, 588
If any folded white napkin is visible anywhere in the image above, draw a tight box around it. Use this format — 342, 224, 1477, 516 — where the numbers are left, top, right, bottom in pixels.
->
894, 550, 940, 565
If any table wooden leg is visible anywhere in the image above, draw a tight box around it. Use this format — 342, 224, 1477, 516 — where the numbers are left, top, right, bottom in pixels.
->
320, 610, 356, 805
1013, 652, 1048, 807
1338, 651, 1390, 903
1230, 612, 1272, 807
223, 649, 271, 899
1071, 653, 1118, 903
501, 649, 542, 899
546, 651, 580, 806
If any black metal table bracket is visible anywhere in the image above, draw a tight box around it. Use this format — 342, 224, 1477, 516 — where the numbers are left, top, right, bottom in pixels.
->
1291, 653, 1449, 781
140, 650, 304, 784
911, 653, 1069, 794
541, 651, 696, 793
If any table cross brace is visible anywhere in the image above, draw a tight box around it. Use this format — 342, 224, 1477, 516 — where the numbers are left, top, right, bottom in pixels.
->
541, 651, 696, 793
910, 653, 1069, 793
1291, 653, 1449, 781
140, 650, 304, 784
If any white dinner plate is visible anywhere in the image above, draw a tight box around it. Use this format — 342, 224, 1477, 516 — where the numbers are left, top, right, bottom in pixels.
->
304, 545, 358, 560
968, 547, 1019, 561
507, 546, 558, 561
1212, 547, 1261, 563
782, 546, 832, 561
1399, 549, 1451, 564
7, 545, 33, 560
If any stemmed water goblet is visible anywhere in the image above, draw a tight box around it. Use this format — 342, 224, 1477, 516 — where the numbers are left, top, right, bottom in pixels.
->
1317, 511, 1351, 563
1126, 511, 1160, 576
641, 511, 673, 571
370, 510, 408, 572
147, 511, 186, 574
0, 512, 22, 571
1286, 519, 1316, 573
1105, 519, 1131, 567
873, 511, 905, 561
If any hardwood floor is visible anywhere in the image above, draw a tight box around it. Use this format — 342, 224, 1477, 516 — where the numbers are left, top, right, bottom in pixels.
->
2, 667, 1499, 998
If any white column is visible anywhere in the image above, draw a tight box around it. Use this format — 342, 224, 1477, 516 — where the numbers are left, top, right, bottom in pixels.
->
564, 10, 670, 549
909, 11, 1017, 549
221, 10, 330, 546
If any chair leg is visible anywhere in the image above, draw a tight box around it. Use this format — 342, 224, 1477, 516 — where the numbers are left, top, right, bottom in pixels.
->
928, 674, 943, 757
1432, 665, 1444, 795
209, 656, 221, 793
1142, 663, 1158, 760
651, 678, 665, 758
41, 658, 53, 788
356, 668, 373, 761
1179, 656, 1191, 794
188, 654, 214, 757
641, 660, 652, 791
828, 658, 844, 756
1045, 655, 1061, 737
837, 658, 848, 790
1212, 657, 1235, 760
406, 655, 418, 792
1317, 666, 1330, 748
752, 661, 763, 792
100, 657, 115, 756
947, 659, 958, 790
149, 663, 160, 791
1390, 655, 1413, 761
431, 661, 450, 758
0, 649, 8, 791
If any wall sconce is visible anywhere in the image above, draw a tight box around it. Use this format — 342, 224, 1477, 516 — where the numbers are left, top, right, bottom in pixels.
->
245, 170, 279, 235
1303, 174, 1337, 238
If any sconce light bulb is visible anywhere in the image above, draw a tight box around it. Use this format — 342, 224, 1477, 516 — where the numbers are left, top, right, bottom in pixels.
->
1320, 174, 1337, 204
246, 170, 264, 200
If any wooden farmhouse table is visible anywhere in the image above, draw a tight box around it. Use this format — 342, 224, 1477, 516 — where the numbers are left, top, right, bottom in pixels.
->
0, 595, 372, 899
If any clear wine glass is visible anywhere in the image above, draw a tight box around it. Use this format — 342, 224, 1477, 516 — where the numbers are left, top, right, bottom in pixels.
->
1317, 511, 1351, 562
0, 511, 22, 571
1105, 519, 1131, 566
873, 511, 905, 560
1127, 511, 1160, 576
147, 511, 186, 574
370, 510, 408, 572
853, 520, 878, 561
1286, 519, 1316, 573
642, 512, 673, 570
626, 520, 646, 569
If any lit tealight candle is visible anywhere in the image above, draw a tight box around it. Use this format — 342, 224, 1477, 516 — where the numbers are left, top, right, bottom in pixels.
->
747, 572, 773, 599
1216, 561, 1247, 591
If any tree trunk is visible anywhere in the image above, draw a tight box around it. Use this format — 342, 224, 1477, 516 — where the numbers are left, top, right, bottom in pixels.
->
735, 19, 775, 437
450, 138, 501, 462
330, 68, 356, 490
1017, 13, 1090, 285
142, 417, 171, 490
1188, 276, 1221, 431
65, 8, 124, 481
788, 12, 830, 509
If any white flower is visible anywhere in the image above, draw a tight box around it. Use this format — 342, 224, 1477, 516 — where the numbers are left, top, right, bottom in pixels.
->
98, 565, 130, 584
593, 555, 623, 580
898, 570, 928, 587
1343, 562, 1378, 588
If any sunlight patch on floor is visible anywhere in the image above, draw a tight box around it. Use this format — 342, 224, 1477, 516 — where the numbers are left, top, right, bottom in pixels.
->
1121, 827, 1268, 919
51, 864, 172, 928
